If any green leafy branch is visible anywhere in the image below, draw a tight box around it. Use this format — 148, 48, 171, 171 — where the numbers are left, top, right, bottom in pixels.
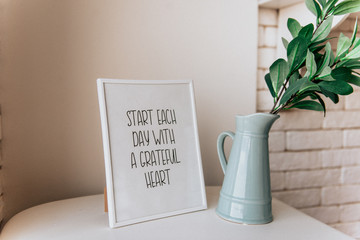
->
266, 0, 360, 115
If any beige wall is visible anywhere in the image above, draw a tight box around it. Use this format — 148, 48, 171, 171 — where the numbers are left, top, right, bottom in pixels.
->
0, 0, 258, 222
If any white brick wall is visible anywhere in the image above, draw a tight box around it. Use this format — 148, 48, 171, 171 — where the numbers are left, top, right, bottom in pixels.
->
323, 111, 360, 129
257, 90, 275, 112
322, 185, 360, 205
258, 8, 278, 26
301, 206, 340, 224
272, 188, 321, 208
272, 110, 323, 130
286, 130, 342, 150
321, 149, 360, 167
258, 8, 360, 239
343, 129, 360, 147
270, 151, 321, 171
285, 169, 341, 189
258, 48, 277, 69
332, 222, 360, 239
345, 90, 360, 110
340, 203, 360, 222
342, 166, 360, 184
270, 171, 285, 191
269, 131, 285, 152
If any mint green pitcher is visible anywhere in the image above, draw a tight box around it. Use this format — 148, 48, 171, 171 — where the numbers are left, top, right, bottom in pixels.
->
216, 113, 279, 224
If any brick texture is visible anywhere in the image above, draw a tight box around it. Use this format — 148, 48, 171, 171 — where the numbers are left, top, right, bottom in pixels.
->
331, 222, 360, 239
270, 151, 321, 171
270, 172, 285, 191
345, 90, 360, 110
340, 203, 360, 222
342, 166, 360, 184
323, 111, 360, 129
343, 130, 360, 147
322, 185, 360, 205
269, 131, 285, 152
272, 189, 321, 208
321, 149, 360, 167
257, 90, 274, 112
258, 8, 278, 26
271, 110, 323, 131
258, 47, 277, 69
300, 206, 340, 224
286, 130, 342, 150
285, 169, 341, 190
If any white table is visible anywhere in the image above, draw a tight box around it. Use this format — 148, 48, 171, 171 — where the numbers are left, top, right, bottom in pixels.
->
0, 187, 354, 240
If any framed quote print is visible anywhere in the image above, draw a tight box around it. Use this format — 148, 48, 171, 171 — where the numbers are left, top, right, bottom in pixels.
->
97, 79, 207, 228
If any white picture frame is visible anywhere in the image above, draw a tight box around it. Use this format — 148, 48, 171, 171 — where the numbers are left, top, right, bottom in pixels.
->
97, 79, 207, 228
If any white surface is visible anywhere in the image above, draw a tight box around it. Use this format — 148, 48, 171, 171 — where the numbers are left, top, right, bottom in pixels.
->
0, 187, 354, 240
97, 79, 206, 227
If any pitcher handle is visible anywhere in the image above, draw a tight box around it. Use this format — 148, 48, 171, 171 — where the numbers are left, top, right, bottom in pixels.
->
217, 131, 235, 174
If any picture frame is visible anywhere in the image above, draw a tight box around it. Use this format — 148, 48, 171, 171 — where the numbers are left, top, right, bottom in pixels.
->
97, 79, 207, 228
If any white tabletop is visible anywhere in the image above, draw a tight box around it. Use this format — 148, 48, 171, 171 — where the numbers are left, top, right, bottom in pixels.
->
0, 186, 354, 240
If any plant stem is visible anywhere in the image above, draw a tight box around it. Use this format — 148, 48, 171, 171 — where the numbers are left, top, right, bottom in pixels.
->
269, 71, 295, 114
272, 96, 295, 114
270, 77, 290, 114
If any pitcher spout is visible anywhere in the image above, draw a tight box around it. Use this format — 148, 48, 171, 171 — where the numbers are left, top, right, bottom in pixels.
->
236, 113, 280, 135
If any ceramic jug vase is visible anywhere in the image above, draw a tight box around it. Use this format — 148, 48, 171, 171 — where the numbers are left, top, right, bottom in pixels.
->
216, 113, 279, 224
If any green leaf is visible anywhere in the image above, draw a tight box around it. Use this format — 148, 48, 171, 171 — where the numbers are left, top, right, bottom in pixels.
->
324, 0, 340, 14
310, 44, 326, 53
338, 59, 360, 69
282, 38, 289, 50
290, 91, 324, 115
289, 71, 301, 85
330, 50, 336, 66
333, 0, 360, 15
346, 73, 360, 86
332, 67, 352, 80
353, 70, 360, 76
353, 38, 360, 49
291, 91, 314, 102
320, 86, 339, 103
312, 92, 327, 116
265, 73, 276, 98
317, 42, 332, 74
315, 0, 323, 18
306, 0, 322, 18
350, 18, 358, 46
299, 79, 321, 93
336, 33, 351, 59
288, 100, 324, 112
318, 79, 353, 95
305, 50, 317, 79
287, 36, 308, 71
280, 77, 308, 105
317, 66, 334, 80
318, 0, 326, 8
343, 44, 360, 60
310, 37, 334, 51
269, 59, 289, 95
298, 24, 315, 41
287, 18, 302, 38
312, 16, 333, 42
